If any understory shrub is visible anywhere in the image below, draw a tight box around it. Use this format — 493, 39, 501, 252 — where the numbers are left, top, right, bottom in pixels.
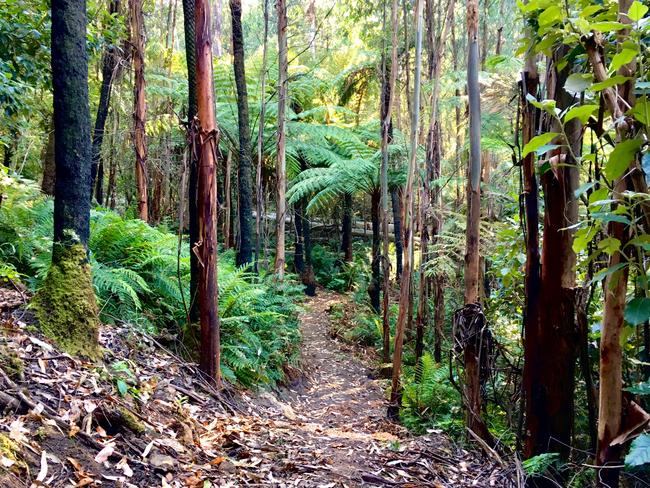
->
0, 172, 301, 387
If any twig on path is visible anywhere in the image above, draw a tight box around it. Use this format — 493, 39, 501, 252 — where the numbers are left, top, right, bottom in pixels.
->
467, 427, 505, 466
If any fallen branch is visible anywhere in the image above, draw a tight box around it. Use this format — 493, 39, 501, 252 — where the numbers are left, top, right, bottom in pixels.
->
467, 428, 505, 467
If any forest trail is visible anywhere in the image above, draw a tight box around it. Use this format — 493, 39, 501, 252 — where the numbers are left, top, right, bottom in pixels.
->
0, 287, 516, 488
226, 290, 517, 487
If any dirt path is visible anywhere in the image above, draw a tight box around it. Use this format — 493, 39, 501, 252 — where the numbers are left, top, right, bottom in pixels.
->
221, 290, 516, 487
0, 287, 516, 488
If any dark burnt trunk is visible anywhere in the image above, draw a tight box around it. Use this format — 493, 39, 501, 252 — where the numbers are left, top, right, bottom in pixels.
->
183, 0, 199, 321
37, 0, 100, 358
294, 201, 305, 275
369, 189, 381, 313
90, 0, 120, 203
230, 0, 254, 267
302, 203, 316, 296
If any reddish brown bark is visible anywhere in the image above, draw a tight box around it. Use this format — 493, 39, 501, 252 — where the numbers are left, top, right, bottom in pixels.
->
129, 0, 148, 222
582, 2, 636, 484
195, 0, 221, 383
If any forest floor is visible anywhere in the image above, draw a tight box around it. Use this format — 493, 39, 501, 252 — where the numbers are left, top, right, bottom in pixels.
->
0, 286, 519, 487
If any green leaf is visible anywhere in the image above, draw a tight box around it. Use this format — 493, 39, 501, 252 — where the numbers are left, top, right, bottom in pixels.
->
591, 75, 631, 91
588, 187, 609, 206
628, 235, 650, 251
539, 5, 562, 26
590, 262, 627, 286
609, 48, 637, 72
589, 21, 626, 32
573, 225, 598, 253
629, 97, 649, 125
564, 104, 598, 123
598, 237, 621, 256
604, 139, 643, 181
625, 435, 650, 467
522, 132, 560, 157
624, 297, 650, 325
625, 380, 650, 395
116, 378, 128, 397
628, 1, 649, 22
574, 181, 596, 199
564, 73, 593, 94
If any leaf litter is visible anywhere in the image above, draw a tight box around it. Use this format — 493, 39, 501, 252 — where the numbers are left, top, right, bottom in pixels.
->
0, 286, 518, 486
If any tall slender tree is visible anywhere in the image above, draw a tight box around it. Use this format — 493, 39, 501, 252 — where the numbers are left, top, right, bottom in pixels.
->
461, 0, 492, 445
255, 0, 269, 271
583, 1, 637, 483
129, 0, 148, 221
182, 0, 199, 321
388, 0, 423, 420
230, 0, 254, 266
35, 0, 100, 358
379, 0, 399, 366
195, 0, 221, 382
274, 0, 288, 279
90, 0, 121, 203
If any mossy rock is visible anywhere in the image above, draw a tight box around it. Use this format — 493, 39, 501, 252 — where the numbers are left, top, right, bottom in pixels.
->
118, 407, 145, 435
0, 433, 24, 469
0, 347, 24, 381
32, 243, 100, 359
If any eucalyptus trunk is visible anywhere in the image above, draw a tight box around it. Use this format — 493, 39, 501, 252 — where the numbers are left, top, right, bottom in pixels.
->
274, 0, 288, 278
462, 0, 492, 445
379, 0, 399, 365
195, 0, 221, 383
388, 0, 423, 420
255, 0, 269, 271
129, 0, 148, 222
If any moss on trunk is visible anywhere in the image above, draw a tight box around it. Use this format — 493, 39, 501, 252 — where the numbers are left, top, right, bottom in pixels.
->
33, 243, 100, 359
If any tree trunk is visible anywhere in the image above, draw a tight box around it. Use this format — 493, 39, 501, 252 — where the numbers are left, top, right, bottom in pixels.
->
341, 192, 353, 262
388, 0, 423, 420
223, 150, 232, 249
520, 56, 543, 458
183, 0, 200, 322
294, 200, 305, 275
302, 200, 316, 296
380, 0, 399, 365
129, 0, 148, 222
391, 189, 403, 280
462, 0, 492, 445
35, 0, 100, 359
91, 0, 121, 204
274, 0, 288, 279
230, 0, 254, 267
255, 0, 269, 272
583, 3, 636, 482
369, 189, 381, 314
41, 119, 56, 196
195, 0, 221, 383
524, 46, 581, 462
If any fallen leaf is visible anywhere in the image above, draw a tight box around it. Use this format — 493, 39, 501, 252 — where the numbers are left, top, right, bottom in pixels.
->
36, 450, 48, 482
94, 444, 114, 464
